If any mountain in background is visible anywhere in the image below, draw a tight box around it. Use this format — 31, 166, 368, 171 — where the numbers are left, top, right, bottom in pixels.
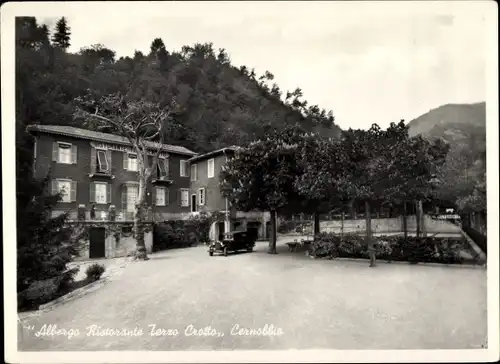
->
407, 102, 485, 143
407, 102, 486, 205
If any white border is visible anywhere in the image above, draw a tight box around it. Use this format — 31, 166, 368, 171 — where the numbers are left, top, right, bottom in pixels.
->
2, 1, 499, 363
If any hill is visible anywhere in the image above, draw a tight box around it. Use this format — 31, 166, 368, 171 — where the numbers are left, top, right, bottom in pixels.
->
15, 17, 342, 156
407, 102, 486, 207
408, 102, 485, 141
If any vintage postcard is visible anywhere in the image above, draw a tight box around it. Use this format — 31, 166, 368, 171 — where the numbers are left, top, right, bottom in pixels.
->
2, 1, 498, 363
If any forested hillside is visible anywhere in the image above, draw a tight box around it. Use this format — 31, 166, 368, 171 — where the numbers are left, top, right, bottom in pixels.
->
407, 103, 486, 211
16, 16, 341, 158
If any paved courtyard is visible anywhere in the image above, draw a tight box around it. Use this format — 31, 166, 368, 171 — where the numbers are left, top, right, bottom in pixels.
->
18, 237, 487, 351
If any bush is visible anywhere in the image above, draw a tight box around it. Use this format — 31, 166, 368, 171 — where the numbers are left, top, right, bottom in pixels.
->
58, 267, 79, 294
22, 278, 59, 307
85, 263, 106, 282
153, 212, 225, 252
310, 233, 467, 264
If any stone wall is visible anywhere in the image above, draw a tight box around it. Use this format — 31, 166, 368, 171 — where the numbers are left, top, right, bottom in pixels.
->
317, 215, 462, 235
72, 222, 153, 261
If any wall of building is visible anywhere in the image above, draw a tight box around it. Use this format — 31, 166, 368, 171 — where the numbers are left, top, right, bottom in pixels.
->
34, 133, 192, 219
189, 153, 229, 213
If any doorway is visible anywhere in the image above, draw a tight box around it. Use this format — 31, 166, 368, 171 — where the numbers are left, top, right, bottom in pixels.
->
217, 222, 225, 241
191, 194, 197, 212
89, 227, 106, 258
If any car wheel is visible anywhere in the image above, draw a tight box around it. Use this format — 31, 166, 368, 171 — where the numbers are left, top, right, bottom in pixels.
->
224, 247, 228, 257
209, 251, 214, 256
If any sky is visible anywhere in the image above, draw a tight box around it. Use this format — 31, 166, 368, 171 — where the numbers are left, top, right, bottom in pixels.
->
29, 1, 491, 130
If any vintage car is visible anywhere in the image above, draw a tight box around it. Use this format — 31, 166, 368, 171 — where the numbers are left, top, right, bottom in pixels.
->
209, 230, 256, 256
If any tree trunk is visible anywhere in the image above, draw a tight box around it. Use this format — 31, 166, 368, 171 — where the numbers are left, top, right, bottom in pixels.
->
134, 176, 149, 260
313, 211, 320, 236
365, 201, 376, 267
415, 200, 421, 238
403, 201, 408, 240
268, 210, 277, 254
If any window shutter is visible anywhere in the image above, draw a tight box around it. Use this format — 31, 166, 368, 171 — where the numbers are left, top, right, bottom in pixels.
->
106, 150, 112, 172
90, 148, 97, 174
51, 179, 58, 195
107, 184, 111, 204
52, 142, 59, 162
194, 165, 197, 180
70, 181, 77, 202
152, 186, 156, 206
165, 159, 169, 177
178, 189, 182, 207
166, 188, 170, 205
71, 145, 78, 164
123, 152, 129, 170
89, 182, 96, 203
121, 185, 127, 213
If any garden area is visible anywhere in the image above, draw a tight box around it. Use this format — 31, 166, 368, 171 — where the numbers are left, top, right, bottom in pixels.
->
17, 263, 107, 312
308, 233, 483, 265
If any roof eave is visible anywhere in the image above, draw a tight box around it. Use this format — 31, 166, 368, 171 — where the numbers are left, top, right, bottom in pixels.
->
25, 125, 197, 156
187, 147, 237, 163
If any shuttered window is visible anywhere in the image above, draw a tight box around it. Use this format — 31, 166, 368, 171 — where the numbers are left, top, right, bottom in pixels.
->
199, 188, 205, 205
95, 183, 108, 204
52, 142, 77, 164
97, 150, 109, 172
180, 189, 189, 207
89, 182, 110, 204
156, 187, 166, 206
52, 179, 77, 202
158, 158, 169, 178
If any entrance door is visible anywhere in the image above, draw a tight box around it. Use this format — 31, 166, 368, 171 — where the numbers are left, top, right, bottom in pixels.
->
89, 227, 106, 258
191, 194, 197, 212
217, 222, 225, 241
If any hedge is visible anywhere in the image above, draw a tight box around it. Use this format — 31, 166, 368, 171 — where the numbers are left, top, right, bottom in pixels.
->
153, 212, 225, 251
311, 233, 474, 264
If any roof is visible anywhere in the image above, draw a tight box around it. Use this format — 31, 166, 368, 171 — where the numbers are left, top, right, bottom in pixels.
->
26, 124, 197, 156
187, 146, 240, 163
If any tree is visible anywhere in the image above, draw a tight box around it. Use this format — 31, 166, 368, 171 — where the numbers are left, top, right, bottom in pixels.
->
375, 121, 449, 238
150, 38, 166, 55
74, 92, 176, 260
51, 17, 71, 50
220, 124, 309, 254
338, 124, 386, 267
294, 135, 347, 235
17, 175, 81, 294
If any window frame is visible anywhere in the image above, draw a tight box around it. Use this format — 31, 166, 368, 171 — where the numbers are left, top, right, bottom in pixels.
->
94, 182, 108, 205
198, 187, 205, 206
127, 153, 138, 172
96, 149, 110, 173
180, 188, 190, 207
156, 186, 166, 206
57, 142, 72, 164
190, 164, 197, 182
207, 159, 215, 178
180, 160, 188, 177
157, 158, 169, 178
57, 179, 72, 203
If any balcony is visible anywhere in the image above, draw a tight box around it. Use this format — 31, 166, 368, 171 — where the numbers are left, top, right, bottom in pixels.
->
152, 173, 174, 185
69, 205, 153, 222
89, 166, 114, 179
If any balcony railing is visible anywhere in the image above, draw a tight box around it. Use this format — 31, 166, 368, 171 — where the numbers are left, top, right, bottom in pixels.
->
69, 206, 153, 222
152, 173, 174, 184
